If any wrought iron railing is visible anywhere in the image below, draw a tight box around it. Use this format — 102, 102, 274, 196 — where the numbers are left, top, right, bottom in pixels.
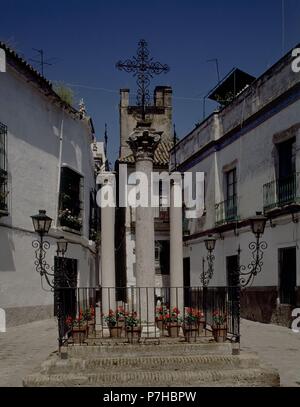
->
0, 169, 8, 213
215, 197, 238, 226
263, 173, 300, 211
55, 286, 240, 347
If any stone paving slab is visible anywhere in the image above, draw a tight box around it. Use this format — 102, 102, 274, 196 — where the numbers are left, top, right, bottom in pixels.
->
0, 318, 57, 387
240, 319, 300, 387
0, 317, 299, 387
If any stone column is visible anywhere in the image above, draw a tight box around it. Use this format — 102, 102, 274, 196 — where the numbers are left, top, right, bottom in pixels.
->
127, 123, 161, 334
170, 174, 184, 313
100, 172, 116, 315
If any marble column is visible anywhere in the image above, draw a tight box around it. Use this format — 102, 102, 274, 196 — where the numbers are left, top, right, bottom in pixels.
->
127, 123, 161, 333
100, 172, 116, 315
170, 174, 184, 313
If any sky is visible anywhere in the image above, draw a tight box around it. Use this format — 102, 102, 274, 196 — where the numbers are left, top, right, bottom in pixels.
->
1, 0, 300, 164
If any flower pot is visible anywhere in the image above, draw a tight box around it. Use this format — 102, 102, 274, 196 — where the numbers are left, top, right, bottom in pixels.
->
212, 325, 227, 343
126, 326, 141, 342
197, 319, 205, 335
87, 321, 95, 337
72, 326, 87, 344
117, 318, 125, 329
109, 326, 123, 338
167, 323, 181, 338
183, 324, 198, 342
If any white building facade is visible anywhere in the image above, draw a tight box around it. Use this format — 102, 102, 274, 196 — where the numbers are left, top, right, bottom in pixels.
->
0, 43, 99, 326
171, 47, 300, 326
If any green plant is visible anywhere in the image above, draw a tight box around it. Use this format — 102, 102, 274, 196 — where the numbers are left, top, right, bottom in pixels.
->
54, 83, 74, 106
103, 309, 117, 327
165, 307, 182, 324
184, 308, 198, 325
83, 305, 95, 322
212, 310, 227, 326
155, 305, 168, 322
125, 312, 140, 328
59, 208, 82, 230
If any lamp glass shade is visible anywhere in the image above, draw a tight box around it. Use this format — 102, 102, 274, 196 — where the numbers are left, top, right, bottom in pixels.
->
57, 237, 68, 255
31, 210, 52, 234
205, 235, 216, 251
250, 212, 267, 236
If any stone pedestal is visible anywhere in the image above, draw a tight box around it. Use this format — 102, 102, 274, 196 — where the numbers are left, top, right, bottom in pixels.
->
170, 175, 184, 312
99, 172, 116, 315
128, 123, 161, 332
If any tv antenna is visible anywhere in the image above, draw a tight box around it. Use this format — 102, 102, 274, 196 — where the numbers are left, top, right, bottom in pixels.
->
29, 48, 56, 76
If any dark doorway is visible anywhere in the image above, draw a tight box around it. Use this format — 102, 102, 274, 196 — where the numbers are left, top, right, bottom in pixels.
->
54, 257, 78, 325
279, 247, 297, 305
226, 255, 239, 287
183, 257, 191, 307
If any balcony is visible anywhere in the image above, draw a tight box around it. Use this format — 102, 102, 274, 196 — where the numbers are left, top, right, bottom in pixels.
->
263, 173, 300, 212
0, 169, 9, 216
215, 197, 238, 226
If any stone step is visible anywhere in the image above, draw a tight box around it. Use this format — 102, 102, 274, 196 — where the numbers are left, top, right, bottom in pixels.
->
40, 353, 260, 374
65, 342, 233, 358
23, 367, 280, 387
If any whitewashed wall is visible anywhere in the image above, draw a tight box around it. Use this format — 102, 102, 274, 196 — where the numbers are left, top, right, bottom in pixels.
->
0, 63, 97, 326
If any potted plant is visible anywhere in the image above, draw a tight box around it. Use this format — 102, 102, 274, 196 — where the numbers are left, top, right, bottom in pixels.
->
104, 310, 122, 338
66, 311, 88, 344
155, 305, 168, 331
83, 305, 96, 336
125, 311, 141, 342
116, 306, 126, 328
212, 311, 227, 343
183, 308, 198, 342
165, 307, 182, 338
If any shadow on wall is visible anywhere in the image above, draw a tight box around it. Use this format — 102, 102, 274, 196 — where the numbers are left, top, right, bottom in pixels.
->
241, 287, 278, 323
0, 224, 16, 272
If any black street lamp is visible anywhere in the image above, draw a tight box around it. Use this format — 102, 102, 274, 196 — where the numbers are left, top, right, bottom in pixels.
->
238, 212, 268, 287
31, 210, 71, 350
31, 210, 68, 289
201, 235, 216, 286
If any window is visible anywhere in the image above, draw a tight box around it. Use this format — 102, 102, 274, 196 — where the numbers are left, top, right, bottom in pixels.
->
225, 168, 237, 221
58, 167, 83, 232
277, 137, 296, 205
0, 122, 8, 213
89, 189, 99, 241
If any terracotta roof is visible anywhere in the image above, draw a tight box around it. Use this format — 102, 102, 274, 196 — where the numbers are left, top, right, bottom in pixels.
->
119, 138, 174, 166
0, 41, 78, 115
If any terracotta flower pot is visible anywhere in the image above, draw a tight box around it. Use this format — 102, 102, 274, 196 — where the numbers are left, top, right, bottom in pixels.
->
109, 325, 123, 338
212, 325, 227, 342
72, 326, 87, 344
167, 323, 181, 338
87, 321, 95, 337
183, 324, 198, 342
197, 319, 205, 335
126, 326, 141, 342
117, 318, 125, 329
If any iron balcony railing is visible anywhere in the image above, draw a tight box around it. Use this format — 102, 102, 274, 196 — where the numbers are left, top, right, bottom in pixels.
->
263, 173, 300, 211
54, 286, 240, 347
215, 197, 238, 226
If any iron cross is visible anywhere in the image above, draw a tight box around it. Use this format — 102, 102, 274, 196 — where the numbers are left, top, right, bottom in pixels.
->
116, 39, 170, 119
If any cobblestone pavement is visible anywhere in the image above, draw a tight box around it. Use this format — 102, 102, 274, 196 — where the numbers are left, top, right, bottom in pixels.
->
0, 318, 57, 387
241, 319, 300, 387
0, 318, 299, 386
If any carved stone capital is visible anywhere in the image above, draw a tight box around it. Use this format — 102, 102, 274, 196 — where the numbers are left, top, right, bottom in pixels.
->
127, 124, 162, 162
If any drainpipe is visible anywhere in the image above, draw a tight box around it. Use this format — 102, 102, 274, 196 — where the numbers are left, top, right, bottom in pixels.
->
55, 109, 65, 227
